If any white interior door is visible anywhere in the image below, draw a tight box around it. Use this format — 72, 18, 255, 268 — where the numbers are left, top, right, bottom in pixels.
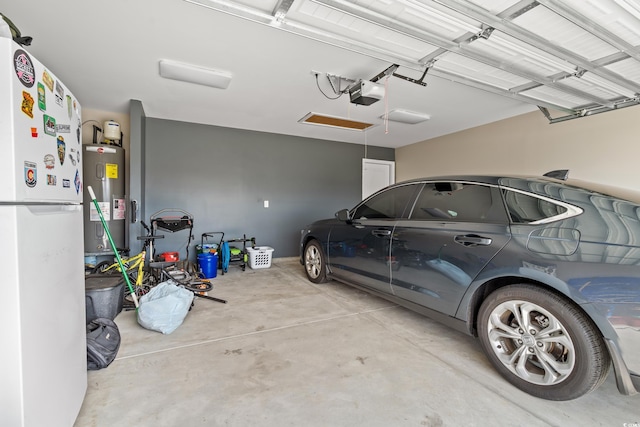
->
362, 159, 395, 199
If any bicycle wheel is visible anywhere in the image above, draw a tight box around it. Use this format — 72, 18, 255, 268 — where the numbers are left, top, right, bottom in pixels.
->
91, 260, 113, 274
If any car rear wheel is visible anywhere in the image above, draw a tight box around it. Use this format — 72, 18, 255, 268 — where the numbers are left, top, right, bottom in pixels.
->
304, 240, 328, 283
477, 284, 610, 400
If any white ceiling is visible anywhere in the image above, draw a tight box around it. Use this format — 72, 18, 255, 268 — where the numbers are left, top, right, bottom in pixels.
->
4, 0, 640, 148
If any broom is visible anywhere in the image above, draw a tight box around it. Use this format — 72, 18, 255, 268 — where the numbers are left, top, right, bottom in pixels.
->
87, 186, 139, 309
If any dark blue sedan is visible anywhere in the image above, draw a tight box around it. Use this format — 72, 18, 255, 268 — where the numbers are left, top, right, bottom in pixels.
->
300, 171, 640, 400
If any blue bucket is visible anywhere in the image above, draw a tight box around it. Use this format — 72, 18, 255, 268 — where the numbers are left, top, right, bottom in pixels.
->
198, 253, 218, 279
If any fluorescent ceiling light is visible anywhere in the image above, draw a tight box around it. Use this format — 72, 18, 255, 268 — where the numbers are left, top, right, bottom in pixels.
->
299, 113, 375, 131
159, 59, 232, 89
382, 109, 431, 124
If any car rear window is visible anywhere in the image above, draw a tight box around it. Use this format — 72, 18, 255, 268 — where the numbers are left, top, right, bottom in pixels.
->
502, 189, 568, 223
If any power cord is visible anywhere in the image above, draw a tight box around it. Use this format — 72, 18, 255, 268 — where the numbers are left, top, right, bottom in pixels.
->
314, 73, 344, 100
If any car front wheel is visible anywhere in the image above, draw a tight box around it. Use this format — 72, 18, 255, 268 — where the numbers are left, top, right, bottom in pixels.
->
304, 240, 328, 283
477, 284, 610, 400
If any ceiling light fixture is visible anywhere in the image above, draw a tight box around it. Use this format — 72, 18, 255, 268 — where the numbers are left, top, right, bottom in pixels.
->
299, 113, 376, 131
383, 109, 431, 124
159, 59, 232, 89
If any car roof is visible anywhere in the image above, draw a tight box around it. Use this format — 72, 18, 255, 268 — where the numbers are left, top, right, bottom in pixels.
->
394, 174, 640, 204
395, 175, 526, 186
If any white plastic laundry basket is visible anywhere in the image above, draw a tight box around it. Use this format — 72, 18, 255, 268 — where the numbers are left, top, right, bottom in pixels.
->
246, 246, 274, 269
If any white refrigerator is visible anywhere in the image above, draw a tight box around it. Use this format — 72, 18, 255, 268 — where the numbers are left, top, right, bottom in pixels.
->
0, 37, 87, 426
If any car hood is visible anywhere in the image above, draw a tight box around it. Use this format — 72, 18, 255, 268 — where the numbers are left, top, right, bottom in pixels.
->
307, 218, 340, 227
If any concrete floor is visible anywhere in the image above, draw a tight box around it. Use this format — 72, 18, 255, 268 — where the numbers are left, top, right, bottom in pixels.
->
75, 258, 639, 427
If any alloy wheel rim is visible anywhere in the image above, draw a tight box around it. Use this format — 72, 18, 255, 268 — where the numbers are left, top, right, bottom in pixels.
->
486, 299, 575, 386
305, 246, 321, 279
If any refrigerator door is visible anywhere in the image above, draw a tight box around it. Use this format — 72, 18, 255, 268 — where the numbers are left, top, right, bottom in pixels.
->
0, 37, 82, 203
0, 204, 87, 427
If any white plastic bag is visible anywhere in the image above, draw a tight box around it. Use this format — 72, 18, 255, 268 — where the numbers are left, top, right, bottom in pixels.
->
137, 281, 193, 334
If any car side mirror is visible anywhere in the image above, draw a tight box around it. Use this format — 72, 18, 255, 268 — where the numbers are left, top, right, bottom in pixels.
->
335, 209, 351, 222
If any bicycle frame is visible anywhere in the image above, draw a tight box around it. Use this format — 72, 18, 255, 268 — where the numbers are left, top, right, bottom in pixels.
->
100, 250, 147, 290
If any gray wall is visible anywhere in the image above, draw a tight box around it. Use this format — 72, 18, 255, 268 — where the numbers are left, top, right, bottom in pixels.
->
141, 118, 394, 260
128, 100, 146, 254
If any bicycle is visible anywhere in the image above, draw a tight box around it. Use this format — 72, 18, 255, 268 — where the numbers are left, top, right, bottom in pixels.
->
91, 221, 158, 299
91, 250, 155, 306
91, 221, 218, 307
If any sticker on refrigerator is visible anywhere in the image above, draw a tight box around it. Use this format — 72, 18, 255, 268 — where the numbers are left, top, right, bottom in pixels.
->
66, 95, 72, 118
43, 115, 56, 136
90, 202, 110, 221
24, 161, 37, 187
105, 163, 118, 179
42, 70, 54, 91
113, 198, 126, 220
31, 127, 38, 138
21, 91, 34, 118
74, 169, 81, 194
56, 123, 70, 133
57, 136, 66, 165
37, 82, 46, 111
44, 154, 55, 169
68, 146, 78, 165
47, 174, 57, 186
54, 80, 64, 107
13, 49, 35, 88
62, 179, 70, 188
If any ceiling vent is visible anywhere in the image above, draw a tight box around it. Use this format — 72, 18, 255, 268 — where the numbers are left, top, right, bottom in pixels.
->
299, 113, 375, 131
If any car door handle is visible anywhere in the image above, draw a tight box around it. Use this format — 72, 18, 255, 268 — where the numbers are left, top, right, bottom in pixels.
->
371, 229, 392, 237
454, 234, 492, 247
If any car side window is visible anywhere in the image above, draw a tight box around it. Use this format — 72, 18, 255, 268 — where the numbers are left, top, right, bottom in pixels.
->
410, 182, 507, 223
352, 184, 419, 220
502, 189, 568, 223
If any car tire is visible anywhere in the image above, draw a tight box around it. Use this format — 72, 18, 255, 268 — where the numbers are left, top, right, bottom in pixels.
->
304, 240, 328, 283
477, 284, 610, 401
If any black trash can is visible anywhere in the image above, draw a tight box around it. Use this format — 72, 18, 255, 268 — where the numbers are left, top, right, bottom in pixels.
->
85, 274, 125, 323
